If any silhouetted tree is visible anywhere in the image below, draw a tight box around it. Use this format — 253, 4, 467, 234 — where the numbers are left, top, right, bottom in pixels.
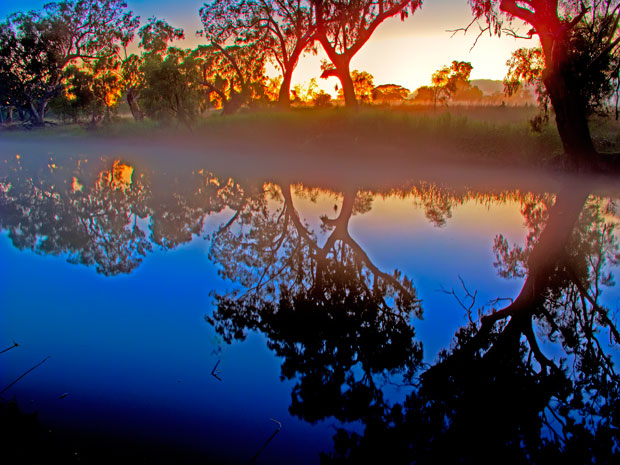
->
200, 0, 316, 108
315, 0, 422, 106
0, 0, 138, 126
208, 183, 423, 423
468, 0, 620, 167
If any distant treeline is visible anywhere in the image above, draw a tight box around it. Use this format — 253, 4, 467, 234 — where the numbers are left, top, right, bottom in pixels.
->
1, 0, 619, 142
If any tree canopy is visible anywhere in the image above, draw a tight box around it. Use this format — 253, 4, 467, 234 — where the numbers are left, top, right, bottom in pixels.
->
200, 0, 316, 107
468, 0, 620, 165
315, 0, 422, 106
0, 0, 138, 126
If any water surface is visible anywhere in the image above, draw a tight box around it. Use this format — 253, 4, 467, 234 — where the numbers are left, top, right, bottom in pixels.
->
1, 144, 619, 463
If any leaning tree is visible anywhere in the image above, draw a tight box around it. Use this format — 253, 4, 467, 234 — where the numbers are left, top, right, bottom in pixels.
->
468, 0, 620, 168
314, 0, 422, 106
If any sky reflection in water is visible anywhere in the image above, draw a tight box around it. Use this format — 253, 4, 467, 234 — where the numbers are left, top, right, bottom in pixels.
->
1, 149, 619, 463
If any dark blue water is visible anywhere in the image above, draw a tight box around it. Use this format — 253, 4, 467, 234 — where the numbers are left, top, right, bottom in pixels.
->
1, 146, 619, 463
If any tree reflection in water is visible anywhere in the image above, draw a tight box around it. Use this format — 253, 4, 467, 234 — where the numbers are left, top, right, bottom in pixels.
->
209, 181, 620, 463
208, 184, 423, 424
1, 155, 618, 462
0, 156, 152, 275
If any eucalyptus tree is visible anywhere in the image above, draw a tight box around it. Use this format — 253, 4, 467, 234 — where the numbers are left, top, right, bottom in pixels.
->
53, 55, 124, 126
121, 17, 185, 121
467, 0, 620, 167
200, 0, 316, 107
0, 0, 138, 126
194, 43, 267, 114
314, 0, 422, 106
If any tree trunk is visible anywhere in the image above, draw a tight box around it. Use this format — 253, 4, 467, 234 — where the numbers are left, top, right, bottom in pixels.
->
278, 46, 305, 109
222, 91, 244, 115
546, 74, 595, 163
543, 38, 597, 168
126, 87, 144, 121
278, 69, 293, 109
7, 106, 13, 123
337, 60, 357, 107
29, 101, 45, 127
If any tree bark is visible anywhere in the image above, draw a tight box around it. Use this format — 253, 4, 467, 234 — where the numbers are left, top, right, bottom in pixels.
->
126, 87, 144, 121
29, 101, 45, 127
542, 37, 597, 168
277, 45, 307, 109
278, 68, 294, 108
338, 61, 357, 108
320, 58, 357, 107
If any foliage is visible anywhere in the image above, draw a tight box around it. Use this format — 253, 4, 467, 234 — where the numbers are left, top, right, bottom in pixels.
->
138, 16, 184, 54
0, 0, 138, 125
428, 60, 475, 107
314, 0, 422, 106
292, 77, 320, 104
51, 56, 123, 125
337, 70, 374, 103
504, 47, 549, 131
195, 43, 268, 114
371, 84, 410, 103
199, 0, 316, 106
312, 90, 333, 107
139, 47, 205, 124
264, 76, 283, 102
120, 17, 185, 122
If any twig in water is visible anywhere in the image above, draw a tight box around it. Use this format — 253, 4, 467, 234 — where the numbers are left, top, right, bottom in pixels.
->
247, 418, 282, 465
438, 276, 478, 323
211, 359, 223, 382
0, 356, 50, 396
0, 341, 19, 355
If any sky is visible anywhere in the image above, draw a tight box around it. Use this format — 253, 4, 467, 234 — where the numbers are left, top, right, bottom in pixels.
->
0, 0, 536, 94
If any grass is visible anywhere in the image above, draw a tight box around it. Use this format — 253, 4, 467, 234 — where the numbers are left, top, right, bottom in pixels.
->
2, 105, 618, 168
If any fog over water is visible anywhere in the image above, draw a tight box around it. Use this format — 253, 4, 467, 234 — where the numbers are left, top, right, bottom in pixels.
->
1, 139, 619, 463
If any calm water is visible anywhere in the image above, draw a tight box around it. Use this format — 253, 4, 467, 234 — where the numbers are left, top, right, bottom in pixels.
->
1, 143, 619, 463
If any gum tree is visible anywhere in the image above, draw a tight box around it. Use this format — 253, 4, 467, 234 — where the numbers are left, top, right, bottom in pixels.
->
467, 0, 620, 167
314, 0, 422, 106
200, 0, 316, 108
0, 0, 138, 126
121, 17, 185, 121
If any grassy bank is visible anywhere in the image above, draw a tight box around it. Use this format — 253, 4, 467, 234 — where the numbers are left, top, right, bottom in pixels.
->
2, 106, 618, 168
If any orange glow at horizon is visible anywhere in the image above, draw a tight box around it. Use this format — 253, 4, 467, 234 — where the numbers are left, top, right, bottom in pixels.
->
127, 0, 535, 98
